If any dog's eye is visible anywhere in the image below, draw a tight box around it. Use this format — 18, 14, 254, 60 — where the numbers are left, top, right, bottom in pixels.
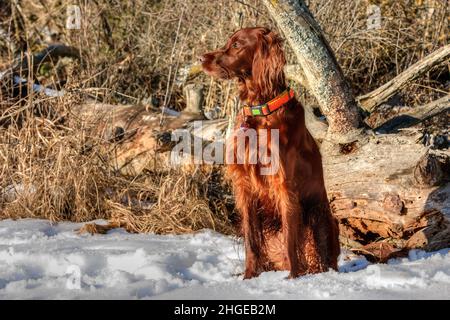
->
232, 42, 239, 49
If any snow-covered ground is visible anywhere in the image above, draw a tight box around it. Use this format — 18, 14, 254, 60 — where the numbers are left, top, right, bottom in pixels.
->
0, 219, 449, 300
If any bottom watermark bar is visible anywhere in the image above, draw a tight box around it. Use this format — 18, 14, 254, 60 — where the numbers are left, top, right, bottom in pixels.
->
0, 300, 443, 317
174, 303, 276, 317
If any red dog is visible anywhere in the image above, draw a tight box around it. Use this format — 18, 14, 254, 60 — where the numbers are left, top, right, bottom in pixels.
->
200, 27, 340, 279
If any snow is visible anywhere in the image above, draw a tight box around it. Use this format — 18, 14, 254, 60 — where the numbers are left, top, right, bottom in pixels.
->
12, 76, 65, 97
0, 219, 449, 300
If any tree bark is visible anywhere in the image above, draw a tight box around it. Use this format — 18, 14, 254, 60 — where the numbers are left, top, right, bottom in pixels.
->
324, 133, 449, 259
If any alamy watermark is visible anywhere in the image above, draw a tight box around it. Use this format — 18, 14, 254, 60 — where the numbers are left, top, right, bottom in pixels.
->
367, 5, 381, 30
65, 264, 81, 290
170, 121, 280, 175
66, 5, 81, 30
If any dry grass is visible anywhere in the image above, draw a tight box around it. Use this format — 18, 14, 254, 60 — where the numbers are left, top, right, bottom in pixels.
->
0, 92, 105, 220
0, 0, 448, 234
0, 99, 236, 233
105, 166, 235, 235
0, 87, 236, 233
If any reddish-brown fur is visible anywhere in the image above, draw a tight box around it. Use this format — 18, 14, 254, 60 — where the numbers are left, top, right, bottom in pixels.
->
200, 27, 340, 279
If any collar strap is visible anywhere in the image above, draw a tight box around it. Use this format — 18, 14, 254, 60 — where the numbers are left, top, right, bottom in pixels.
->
243, 88, 295, 117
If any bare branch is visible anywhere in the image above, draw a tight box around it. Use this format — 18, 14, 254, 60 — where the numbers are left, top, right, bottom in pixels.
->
357, 44, 450, 112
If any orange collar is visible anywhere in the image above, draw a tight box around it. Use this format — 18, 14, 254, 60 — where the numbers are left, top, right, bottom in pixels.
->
243, 88, 295, 117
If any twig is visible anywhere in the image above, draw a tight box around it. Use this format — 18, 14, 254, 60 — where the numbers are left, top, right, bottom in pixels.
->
160, 7, 185, 125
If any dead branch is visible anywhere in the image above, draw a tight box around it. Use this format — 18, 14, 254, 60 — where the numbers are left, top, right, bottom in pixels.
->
13, 44, 81, 76
357, 44, 450, 112
370, 94, 449, 133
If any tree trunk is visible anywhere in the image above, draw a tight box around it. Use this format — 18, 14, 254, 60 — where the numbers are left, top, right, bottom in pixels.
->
262, 0, 362, 142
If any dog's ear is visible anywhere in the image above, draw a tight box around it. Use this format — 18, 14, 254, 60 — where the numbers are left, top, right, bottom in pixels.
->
252, 29, 286, 100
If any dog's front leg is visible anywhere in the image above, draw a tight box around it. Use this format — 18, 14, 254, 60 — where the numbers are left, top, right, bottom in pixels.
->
242, 205, 264, 279
278, 188, 303, 278
235, 187, 264, 279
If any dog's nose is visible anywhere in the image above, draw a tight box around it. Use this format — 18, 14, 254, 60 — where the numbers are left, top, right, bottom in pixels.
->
199, 53, 214, 63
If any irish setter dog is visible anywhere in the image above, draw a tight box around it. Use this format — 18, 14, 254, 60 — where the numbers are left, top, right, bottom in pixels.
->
200, 27, 340, 279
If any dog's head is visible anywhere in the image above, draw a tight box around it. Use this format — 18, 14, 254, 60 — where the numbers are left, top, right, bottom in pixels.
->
200, 27, 286, 94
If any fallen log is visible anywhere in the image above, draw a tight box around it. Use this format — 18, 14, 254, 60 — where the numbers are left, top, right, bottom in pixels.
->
76, 101, 211, 175
1, 44, 80, 104
324, 132, 449, 259
75, 83, 225, 176
13, 44, 81, 76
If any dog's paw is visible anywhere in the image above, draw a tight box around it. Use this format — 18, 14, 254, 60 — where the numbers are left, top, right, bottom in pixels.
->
243, 269, 260, 280
287, 268, 303, 279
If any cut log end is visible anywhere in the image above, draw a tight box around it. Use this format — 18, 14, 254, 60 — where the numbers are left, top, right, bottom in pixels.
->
183, 83, 204, 115
414, 152, 445, 187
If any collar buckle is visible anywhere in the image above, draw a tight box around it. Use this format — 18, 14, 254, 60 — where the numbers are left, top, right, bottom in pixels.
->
251, 104, 263, 116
